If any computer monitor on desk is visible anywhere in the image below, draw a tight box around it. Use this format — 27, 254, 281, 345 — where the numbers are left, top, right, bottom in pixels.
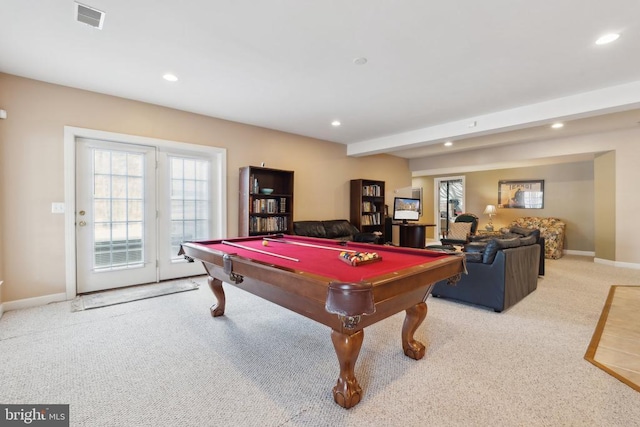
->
392, 197, 420, 224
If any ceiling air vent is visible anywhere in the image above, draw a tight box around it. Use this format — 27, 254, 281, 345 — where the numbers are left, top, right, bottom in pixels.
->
75, 2, 105, 29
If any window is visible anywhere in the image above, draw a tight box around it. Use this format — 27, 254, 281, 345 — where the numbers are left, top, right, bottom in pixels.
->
169, 156, 211, 260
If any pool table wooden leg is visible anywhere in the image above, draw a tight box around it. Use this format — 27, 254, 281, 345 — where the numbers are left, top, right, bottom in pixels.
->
208, 276, 226, 317
331, 328, 364, 409
402, 301, 427, 360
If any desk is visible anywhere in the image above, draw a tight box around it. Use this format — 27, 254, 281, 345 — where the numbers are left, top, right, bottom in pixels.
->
180, 235, 463, 408
395, 223, 436, 248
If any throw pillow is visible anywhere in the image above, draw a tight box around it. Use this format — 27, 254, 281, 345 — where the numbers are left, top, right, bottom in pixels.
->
447, 222, 472, 240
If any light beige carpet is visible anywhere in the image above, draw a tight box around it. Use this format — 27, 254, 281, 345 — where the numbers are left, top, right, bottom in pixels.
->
585, 285, 640, 392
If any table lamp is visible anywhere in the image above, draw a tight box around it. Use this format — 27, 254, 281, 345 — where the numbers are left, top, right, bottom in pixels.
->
483, 204, 497, 231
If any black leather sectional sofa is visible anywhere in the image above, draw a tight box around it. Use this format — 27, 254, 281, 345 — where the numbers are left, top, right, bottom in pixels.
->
431, 227, 543, 312
292, 219, 380, 243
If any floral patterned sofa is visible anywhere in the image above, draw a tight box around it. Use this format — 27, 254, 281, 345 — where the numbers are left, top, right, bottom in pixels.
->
506, 217, 566, 259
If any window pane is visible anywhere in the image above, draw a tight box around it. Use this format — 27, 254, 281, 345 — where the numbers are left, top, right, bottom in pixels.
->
94, 200, 111, 222
195, 220, 209, 239
171, 200, 184, 220
169, 156, 211, 260
184, 160, 195, 179
94, 175, 110, 198
94, 150, 111, 174
128, 177, 143, 199
127, 154, 143, 177
111, 152, 127, 175
112, 223, 127, 241
128, 200, 143, 221
112, 176, 127, 198
94, 222, 111, 244
171, 179, 183, 198
196, 162, 209, 180
171, 158, 183, 179
112, 200, 127, 222
196, 181, 208, 199
128, 222, 143, 240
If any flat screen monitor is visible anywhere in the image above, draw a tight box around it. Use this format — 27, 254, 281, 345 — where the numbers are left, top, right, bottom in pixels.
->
393, 197, 421, 223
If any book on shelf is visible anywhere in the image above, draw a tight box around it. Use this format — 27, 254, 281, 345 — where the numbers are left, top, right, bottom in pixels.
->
362, 184, 381, 197
361, 201, 378, 212
252, 198, 281, 214
360, 212, 381, 225
249, 216, 288, 233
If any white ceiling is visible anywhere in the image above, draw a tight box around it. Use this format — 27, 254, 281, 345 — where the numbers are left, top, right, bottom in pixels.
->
1, 0, 639, 159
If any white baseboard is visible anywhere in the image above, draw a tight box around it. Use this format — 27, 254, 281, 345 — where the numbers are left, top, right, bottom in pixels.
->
2, 292, 68, 313
564, 249, 595, 257
595, 257, 640, 270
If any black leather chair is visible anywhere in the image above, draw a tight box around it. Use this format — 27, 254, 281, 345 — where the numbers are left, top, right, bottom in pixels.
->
440, 213, 479, 246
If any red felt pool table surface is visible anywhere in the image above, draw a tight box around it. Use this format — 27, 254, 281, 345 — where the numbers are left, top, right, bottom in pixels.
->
191, 235, 451, 282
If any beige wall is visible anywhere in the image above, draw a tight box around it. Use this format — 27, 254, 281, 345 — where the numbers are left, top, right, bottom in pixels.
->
413, 161, 595, 250
410, 129, 640, 264
0, 73, 411, 303
594, 151, 616, 260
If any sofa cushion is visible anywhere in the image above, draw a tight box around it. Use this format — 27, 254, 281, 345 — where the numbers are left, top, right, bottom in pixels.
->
465, 252, 483, 263
464, 242, 487, 253
510, 226, 541, 241
482, 237, 522, 264
322, 220, 359, 239
448, 222, 472, 240
293, 221, 327, 238
519, 234, 537, 246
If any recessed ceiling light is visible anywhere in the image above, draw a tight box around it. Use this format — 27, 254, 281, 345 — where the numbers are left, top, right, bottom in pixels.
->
444, 141, 453, 147
163, 73, 178, 82
353, 57, 367, 65
595, 33, 620, 45
551, 122, 564, 129
331, 120, 341, 127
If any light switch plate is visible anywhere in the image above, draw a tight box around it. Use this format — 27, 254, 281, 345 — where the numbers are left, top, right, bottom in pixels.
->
51, 202, 65, 214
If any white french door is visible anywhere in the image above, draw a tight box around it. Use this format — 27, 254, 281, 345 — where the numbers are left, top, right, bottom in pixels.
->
434, 176, 465, 239
76, 139, 157, 293
75, 139, 213, 293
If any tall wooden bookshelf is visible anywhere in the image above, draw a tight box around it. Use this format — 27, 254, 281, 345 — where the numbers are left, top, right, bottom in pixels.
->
239, 166, 294, 236
350, 179, 385, 241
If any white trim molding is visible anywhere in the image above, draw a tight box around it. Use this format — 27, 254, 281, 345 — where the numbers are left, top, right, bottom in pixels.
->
2, 292, 67, 313
564, 250, 595, 257
594, 257, 640, 270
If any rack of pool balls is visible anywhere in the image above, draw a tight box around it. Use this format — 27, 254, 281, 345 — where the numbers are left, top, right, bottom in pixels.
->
339, 251, 381, 266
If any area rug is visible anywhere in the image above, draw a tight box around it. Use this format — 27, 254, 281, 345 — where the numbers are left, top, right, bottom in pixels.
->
72, 279, 200, 311
585, 285, 640, 392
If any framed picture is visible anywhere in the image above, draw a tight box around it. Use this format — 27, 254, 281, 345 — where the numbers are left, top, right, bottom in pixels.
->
498, 180, 544, 209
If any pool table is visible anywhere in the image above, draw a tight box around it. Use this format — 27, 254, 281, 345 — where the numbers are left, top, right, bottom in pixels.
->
179, 235, 464, 408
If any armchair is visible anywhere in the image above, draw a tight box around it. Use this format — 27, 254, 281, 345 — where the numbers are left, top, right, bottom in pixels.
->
441, 213, 479, 246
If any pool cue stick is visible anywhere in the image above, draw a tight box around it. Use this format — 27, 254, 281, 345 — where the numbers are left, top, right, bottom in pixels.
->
263, 237, 357, 253
222, 240, 299, 262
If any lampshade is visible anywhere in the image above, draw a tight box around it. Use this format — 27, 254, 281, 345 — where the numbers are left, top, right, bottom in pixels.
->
483, 205, 497, 215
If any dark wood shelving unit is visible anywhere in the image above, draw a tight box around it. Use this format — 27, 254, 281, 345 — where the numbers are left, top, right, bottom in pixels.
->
350, 179, 386, 241
239, 166, 294, 236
